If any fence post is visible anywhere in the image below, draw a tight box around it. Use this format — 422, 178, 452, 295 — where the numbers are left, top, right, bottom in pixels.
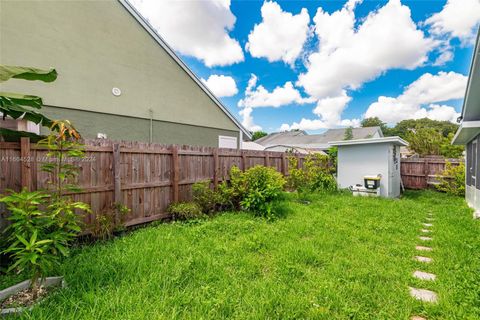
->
171, 145, 179, 203
113, 143, 122, 223
424, 159, 429, 188
213, 149, 219, 189
20, 137, 31, 191
265, 153, 270, 167
297, 154, 301, 169
242, 151, 247, 172
281, 153, 286, 176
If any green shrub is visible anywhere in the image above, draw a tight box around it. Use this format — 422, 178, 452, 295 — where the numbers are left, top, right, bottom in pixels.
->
167, 202, 204, 221
192, 180, 218, 214
287, 154, 336, 194
435, 161, 465, 196
1, 189, 87, 298
240, 166, 285, 218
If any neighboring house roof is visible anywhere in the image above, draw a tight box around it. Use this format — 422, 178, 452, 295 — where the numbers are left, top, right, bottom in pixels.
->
254, 130, 307, 145
329, 136, 408, 147
118, 0, 251, 140
452, 27, 480, 145
256, 127, 383, 150
263, 145, 326, 155
242, 141, 265, 151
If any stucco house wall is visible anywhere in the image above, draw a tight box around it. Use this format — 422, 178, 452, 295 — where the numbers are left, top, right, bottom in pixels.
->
0, 0, 246, 147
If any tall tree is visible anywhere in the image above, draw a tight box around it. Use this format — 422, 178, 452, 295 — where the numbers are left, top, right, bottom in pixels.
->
252, 131, 268, 141
390, 118, 458, 139
344, 127, 353, 140
361, 117, 390, 135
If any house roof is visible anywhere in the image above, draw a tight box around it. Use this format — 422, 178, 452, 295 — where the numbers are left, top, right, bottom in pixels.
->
242, 141, 265, 151
452, 27, 480, 145
118, 0, 252, 140
256, 127, 383, 150
329, 136, 408, 147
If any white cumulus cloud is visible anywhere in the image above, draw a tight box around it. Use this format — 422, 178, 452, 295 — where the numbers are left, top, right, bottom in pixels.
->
245, 1, 310, 65
297, 0, 435, 98
426, 0, 480, 44
239, 107, 262, 132
365, 71, 467, 124
201, 75, 238, 97
280, 91, 361, 131
131, 0, 244, 67
237, 74, 314, 108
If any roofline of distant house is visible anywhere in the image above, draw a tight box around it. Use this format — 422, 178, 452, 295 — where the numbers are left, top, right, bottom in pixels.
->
118, 0, 252, 140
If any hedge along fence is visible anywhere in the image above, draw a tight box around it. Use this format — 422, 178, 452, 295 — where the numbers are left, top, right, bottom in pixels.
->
400, 157, 464, 189
0, 138, 307, 229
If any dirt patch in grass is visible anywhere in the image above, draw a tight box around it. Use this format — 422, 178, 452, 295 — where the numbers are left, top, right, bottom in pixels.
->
1, 287, 49, 309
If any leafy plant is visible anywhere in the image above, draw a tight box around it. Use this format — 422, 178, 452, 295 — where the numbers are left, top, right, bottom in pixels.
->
435, 161, 465, 197
89, 203, 130, 240
0, 189, 87, 299
1, 120, 90, 299
240, 166, 285, 218
192, 180, 219, 214
0, 65, 57, 141
287, 154, 336, 195
167, 202, 204, 221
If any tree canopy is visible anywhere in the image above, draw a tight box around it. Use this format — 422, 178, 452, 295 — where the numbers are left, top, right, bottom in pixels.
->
252, 131, 268, 141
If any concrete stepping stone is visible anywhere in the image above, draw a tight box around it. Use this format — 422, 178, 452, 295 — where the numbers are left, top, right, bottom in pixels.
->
416, 245, 433, 251
413, 270, 436, 281
419, 236, 433, 241
426, 217, 434, 221
411, 316, 427, 320
421, 229, 431, 233
415, 256, 432, 263
409, 287, 438, 303
423, 223, 433, 227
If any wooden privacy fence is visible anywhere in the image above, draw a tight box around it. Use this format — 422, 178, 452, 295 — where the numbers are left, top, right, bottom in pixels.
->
401, 157, 464, 189
0, 138, 306, 228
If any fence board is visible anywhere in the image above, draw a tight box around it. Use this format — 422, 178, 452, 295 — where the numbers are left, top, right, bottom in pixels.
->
401, 157, 463, 189
0, 139, 307, 229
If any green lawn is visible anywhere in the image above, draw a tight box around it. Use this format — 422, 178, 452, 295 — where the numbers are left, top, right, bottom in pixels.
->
2, 191, 479, 319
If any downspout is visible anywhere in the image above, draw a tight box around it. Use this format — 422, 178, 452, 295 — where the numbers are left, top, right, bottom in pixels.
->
148, 108, 153, 143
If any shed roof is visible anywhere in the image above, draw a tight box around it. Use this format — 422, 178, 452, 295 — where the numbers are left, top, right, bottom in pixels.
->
329, 136, 408, 147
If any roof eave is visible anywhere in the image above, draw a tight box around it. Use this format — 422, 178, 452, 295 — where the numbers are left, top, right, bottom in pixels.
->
117, 0, 252, 139
452, 121, 480, 145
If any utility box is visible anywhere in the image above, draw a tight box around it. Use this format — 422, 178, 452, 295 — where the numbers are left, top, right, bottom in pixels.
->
329, 137, 408, 198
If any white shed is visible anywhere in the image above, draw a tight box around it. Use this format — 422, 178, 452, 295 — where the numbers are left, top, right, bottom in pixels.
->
329, 137, 409, 198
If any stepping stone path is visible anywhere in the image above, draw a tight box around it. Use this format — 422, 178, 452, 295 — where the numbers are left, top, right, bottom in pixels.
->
414, 256, 432, 263
409, 287, 438, 303
419, 236, 432, 241
416, 245, 432, 251
411, 317, 427, 320
413, 271, 436, 281
410, 213, 439, 319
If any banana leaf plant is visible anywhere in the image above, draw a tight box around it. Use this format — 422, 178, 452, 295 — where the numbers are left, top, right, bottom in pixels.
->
0, 65, 57, 141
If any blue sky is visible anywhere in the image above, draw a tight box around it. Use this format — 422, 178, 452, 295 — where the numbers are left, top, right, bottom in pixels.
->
132, 0, 480, 133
